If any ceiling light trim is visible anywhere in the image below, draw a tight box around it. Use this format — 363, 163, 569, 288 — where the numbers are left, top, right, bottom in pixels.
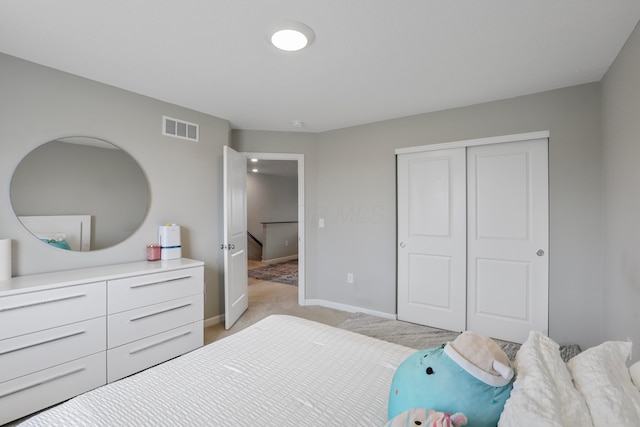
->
268, 20, 315, 52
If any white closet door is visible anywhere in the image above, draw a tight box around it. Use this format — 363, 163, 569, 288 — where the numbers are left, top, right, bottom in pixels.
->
466, 138, 549, 343
397, 148, 467, 331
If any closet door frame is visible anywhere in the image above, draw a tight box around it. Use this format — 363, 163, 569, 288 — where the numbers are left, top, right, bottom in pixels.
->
396, 131, 549, 341
395, 131, 549, 156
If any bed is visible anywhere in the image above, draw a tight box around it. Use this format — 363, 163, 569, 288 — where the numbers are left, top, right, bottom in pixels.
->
17, 315, 640, 427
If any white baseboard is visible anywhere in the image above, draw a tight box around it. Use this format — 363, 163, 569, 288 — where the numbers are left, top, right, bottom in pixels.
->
204, 314, 224, 328
206, 300, 396, 328
304, 299, 397, 320
261, 255, 298, 264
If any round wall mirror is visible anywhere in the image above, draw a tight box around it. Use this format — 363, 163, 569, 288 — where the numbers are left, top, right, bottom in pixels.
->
10, 136, 150, 251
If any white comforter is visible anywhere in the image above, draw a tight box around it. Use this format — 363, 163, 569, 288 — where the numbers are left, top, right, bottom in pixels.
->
21, 315, 415, 426
20, 315, 640, 427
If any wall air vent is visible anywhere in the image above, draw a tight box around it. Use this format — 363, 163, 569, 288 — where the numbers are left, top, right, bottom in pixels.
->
163, 116, 199, 142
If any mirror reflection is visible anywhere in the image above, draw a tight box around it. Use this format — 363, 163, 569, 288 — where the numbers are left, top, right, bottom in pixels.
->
10, 136, 150, 251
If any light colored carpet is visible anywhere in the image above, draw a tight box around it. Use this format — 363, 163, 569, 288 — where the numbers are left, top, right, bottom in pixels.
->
204, 277, 350, 344
338, 312, 462, 349
204, 271, 582, 363
336, 312, 581, 362
337, 312, 521, 360
204, 275, 580, 362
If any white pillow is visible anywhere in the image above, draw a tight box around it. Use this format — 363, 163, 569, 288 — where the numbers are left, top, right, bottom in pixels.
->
568, 341, 640, 427
630, 361, 640, 389
498, 331, 592, 427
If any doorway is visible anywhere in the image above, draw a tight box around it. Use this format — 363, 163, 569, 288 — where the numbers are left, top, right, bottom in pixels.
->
242, 152, 305, 305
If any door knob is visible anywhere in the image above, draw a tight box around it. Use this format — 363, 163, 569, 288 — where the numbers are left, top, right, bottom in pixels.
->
400, 242, 406, 248
536, 249, 545, 256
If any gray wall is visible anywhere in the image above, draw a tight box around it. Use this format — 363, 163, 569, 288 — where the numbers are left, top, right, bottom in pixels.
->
247, 171, 298, 262
234, 84, 603, 351
601, 23, 640, 354
0, 53, 229, 320
262, 223, 298, 262
314, 84, 603, 350
247, 171, 298, 242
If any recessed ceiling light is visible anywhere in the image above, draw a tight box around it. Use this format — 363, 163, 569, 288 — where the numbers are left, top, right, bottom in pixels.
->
269, 21, 315, 52
252, 168, 259, 173
272, 29, 307, 51
251, 158, 258, 162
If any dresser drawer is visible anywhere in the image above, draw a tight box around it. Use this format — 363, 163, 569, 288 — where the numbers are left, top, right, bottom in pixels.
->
108, 294, 202, 349
0, 352, 106, 426
0, 282, 106, 341
107, 320, 202, 382
108, 267, 203, 314
0, 317, 106, 383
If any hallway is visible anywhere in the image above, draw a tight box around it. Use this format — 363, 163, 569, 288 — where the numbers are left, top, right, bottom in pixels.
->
203, 261, 350, 344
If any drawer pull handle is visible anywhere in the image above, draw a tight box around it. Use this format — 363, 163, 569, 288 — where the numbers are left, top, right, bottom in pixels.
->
0, 293, 86, 313
129, 275, 192, 289
129, 331, 192, 355
0, 366, 85, 399
129, 303, 192, 322
0, 330, 86, 356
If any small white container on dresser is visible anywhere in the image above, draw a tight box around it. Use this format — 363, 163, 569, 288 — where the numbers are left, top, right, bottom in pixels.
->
0, 258, 205, 425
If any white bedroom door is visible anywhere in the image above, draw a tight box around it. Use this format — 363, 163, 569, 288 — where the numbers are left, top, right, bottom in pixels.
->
466, 139, 549, 343
397, 148, 467, 331
223, 145, 248, 330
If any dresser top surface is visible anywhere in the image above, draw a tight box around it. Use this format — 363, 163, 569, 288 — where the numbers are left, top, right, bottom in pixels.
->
0, 258, 204, 296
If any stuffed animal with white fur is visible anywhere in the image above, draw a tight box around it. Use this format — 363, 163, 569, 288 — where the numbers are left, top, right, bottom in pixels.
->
386, 407, 467, 427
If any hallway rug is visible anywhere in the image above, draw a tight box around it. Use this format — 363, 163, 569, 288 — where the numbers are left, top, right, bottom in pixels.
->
248, 260, 298, 286
337, 312, 581, 362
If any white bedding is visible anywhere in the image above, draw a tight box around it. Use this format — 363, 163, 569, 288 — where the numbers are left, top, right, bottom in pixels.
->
498, 331, 593, 427
568, 341, 640, 426
20, 315, 416, 427
500, 331, 640, 427
19, 315, 640, 427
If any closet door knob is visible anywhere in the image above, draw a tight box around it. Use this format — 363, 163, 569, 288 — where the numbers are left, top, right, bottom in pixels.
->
399, 242, 406, 248
536, 249, 545, 256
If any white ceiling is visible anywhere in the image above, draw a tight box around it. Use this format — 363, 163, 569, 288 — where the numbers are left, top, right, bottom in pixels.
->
247, 159, 297, 178
1, 1, 639, 133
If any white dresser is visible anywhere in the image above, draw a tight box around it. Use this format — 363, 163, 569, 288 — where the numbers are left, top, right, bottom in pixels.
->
0, 258, 204, 425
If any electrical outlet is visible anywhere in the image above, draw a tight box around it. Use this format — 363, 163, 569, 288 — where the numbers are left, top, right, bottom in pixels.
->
347, 273, 354, 283
319, 218, 325, 228
285, 240, 288, 246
